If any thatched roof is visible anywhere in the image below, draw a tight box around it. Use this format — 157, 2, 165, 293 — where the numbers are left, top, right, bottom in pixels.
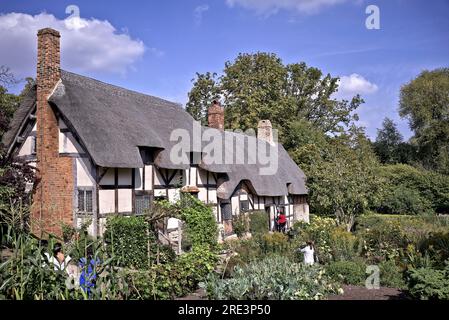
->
3, 70, 307, 199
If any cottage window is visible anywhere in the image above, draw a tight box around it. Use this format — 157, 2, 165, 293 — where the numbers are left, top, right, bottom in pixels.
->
240, 199, 249, 212
135, 191, 152, 215
220, 202, 232, 220
78, 189, 93, 214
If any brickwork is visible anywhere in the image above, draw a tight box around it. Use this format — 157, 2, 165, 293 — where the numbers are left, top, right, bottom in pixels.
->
31, 28, 74, 238
207, 100, 225, 131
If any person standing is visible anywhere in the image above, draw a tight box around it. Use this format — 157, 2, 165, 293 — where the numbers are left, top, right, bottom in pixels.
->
299, 241, 315, 265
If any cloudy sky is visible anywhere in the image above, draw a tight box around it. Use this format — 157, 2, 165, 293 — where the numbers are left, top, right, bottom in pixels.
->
0, 0, 448, 139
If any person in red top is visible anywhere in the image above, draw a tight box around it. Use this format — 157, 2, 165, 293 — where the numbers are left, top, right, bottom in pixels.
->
276, 211, 287, 233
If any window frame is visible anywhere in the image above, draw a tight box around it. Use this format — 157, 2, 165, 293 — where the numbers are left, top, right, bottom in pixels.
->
77, 187, 94, 214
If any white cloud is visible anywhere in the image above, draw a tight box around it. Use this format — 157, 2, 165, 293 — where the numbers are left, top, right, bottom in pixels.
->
194, 5, 209, 26
0, 12, 146, 76
338, 73, 378, 95
225, 0, 350, 15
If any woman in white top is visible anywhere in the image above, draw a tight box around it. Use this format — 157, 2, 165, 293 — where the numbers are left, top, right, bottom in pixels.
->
299, 241, 315, 265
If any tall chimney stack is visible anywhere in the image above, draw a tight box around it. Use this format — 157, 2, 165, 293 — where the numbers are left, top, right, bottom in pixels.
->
32, 28, 74, 238
207, 100, 224, 130
257, 120, 274, 145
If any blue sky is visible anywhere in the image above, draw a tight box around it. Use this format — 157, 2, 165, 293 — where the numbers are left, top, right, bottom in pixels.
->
1, 0, 448, 140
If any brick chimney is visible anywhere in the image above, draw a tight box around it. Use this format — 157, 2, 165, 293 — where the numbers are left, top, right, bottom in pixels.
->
257, 120, 274, 145
32, 28, 74, 238
207, 100, 224, 130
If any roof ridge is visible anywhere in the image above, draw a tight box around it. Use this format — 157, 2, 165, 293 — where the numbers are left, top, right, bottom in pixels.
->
60, 69, 182, 109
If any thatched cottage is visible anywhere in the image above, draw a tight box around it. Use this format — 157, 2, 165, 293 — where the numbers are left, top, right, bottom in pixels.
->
2, 28, 309, 239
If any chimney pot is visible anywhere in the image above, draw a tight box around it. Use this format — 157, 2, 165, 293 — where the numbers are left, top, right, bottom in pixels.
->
208, 101, 225, 131
257, 120, 274, 145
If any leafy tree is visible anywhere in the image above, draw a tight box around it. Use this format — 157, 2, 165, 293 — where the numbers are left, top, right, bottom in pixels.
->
307, 127, 383, 231
399, 68, 449, 174
186, 53, 363, 137
374, 117, 404, 164
185, 72, 220, 126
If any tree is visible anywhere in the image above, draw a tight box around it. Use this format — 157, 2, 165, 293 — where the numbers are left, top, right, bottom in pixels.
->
374, 117, 404, 164
399, 68, 449, 174
306, 126, 383, 231
185, 72, 220, 126
186, 53, 363, 137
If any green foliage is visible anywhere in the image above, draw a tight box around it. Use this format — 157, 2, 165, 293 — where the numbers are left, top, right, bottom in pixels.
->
259, 232, 290, 254
126, 245, 219, 300
378, 164, 449, 214
379, 260, 406, 289
249, 210, 269, 235
399, 68, 449, 174
186, 53, 362, 136
203, 256, 341, 300
0, 229, 129, 300
379, 185, 433, 215
406, 262, 449, 300
328, 227, 360, 262
185, 72, 220, 126
325, 260, 366, 285
104, 216, 151, 269
232, 213, 249, 237
177, 194, 218, 249
293, 215, 336, 263
307, 127, 384, 231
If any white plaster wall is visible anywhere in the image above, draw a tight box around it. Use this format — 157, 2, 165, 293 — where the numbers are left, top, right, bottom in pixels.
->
100, 168, 115, 185
189, 167, 197, 185
168, 188, 181, 203
99, 189, 115, 214
76, 158, 94, 187
59, 132, 83, 154
98, 218, 107, 236
154, 189, 167, 198
18, 136, 34, 156
144, 165, 153, 190
118, 189, 132, 212
154, 168, 164, 186
208, 189, 218, 204
76, 216, 95, 236
198, 187, 208, 202
231, 195, 239, 215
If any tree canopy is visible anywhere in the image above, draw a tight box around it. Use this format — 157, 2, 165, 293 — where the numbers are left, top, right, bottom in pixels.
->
186, 52, 363, 138
399, 68, 449, 174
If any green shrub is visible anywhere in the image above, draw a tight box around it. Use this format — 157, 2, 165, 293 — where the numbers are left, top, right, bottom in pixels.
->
232, 214, 249, 237
379, 185, 433, 215
104, 216, 166, 269
203, 256, 341, 300
293, 215, 336, 264
258, 232, 290, 254
406, 262, 449, 300
329, 228, 360, 261
378, 164, 449, 214
177, 195, 218, 249
325, 260, 366, 285
126, 245, 219, 300
249, 211, 269, 235
379, 260, 406, 289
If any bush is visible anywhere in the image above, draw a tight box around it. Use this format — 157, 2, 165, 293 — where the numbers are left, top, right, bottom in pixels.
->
126, 245, 219, 300
379, 260, 406, 289
378, 164, 449, 214
203, 256, 341, 300
325, 260, 366, 285
329, 228, 360, 261
104, 216, 153, 269
259, 232, 290, 254
379, 185, 433, 215
406, 262, 449, 300
293, 215, 336, 264
232, 214, 249, 237
249, 211, 269, 235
